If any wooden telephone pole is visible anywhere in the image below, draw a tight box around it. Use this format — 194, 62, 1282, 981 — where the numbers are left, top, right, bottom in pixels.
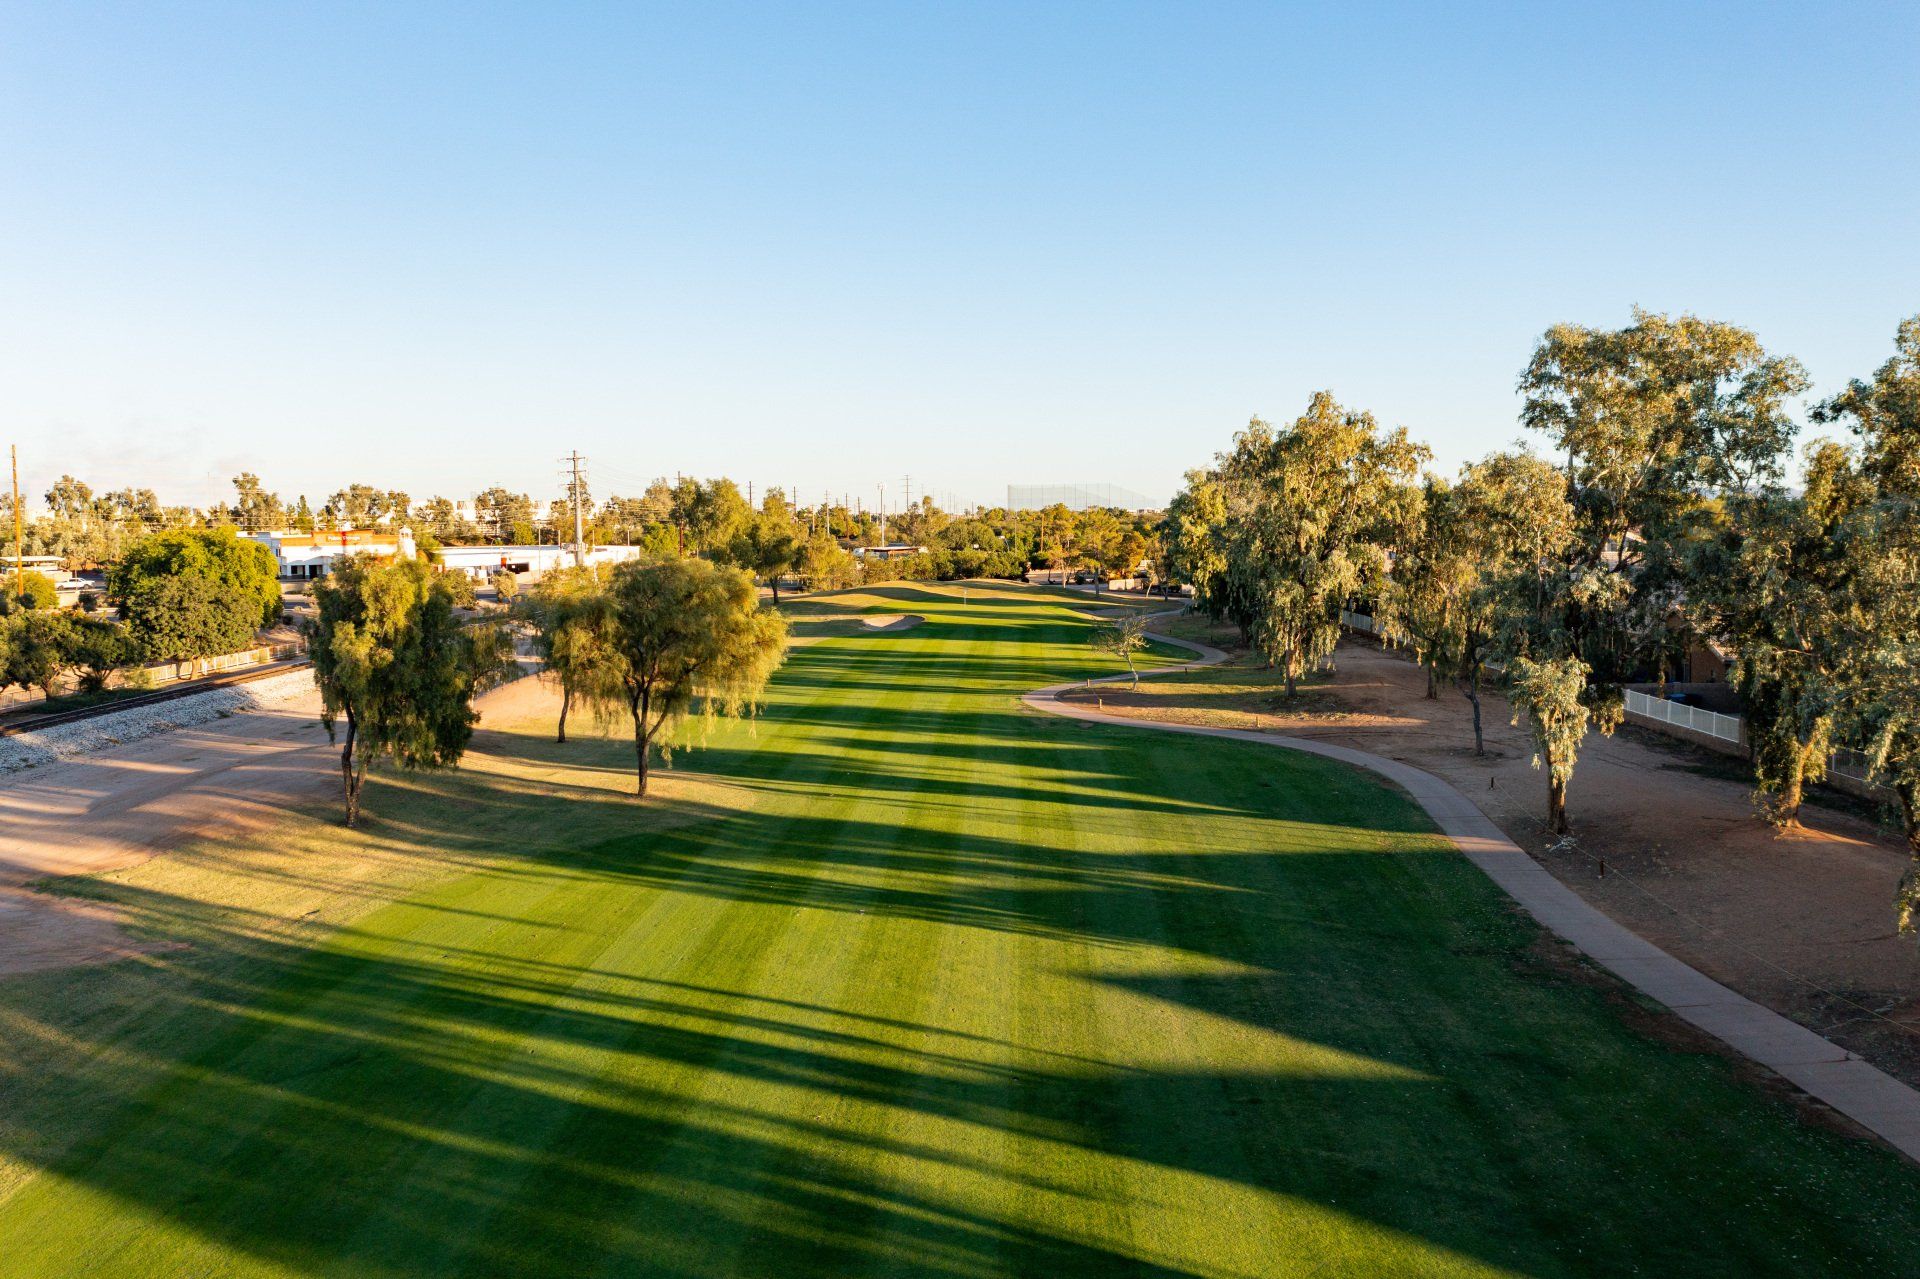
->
10, 445, 21, 594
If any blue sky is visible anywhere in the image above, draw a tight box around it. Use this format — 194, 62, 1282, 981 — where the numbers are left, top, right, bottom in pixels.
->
3, 2, 1917, 513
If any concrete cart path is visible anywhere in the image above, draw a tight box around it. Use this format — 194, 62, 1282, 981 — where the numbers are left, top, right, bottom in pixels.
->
1023, 628, 1920, 1163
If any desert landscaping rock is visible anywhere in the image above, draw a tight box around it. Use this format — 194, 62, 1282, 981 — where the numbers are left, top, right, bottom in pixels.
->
0, 669, 318, 775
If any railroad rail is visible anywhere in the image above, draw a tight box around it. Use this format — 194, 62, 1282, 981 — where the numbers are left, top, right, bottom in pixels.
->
0, 659, 313, 738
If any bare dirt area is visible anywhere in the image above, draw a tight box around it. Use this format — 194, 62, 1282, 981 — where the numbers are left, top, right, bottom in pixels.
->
0, 671, 630, 978
1067, 630, 1920, 1088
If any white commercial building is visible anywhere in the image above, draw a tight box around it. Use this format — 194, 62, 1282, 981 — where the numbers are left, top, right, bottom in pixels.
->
433, 543, 644, 581
246, 528, 414, 578
247, 528, 643, 582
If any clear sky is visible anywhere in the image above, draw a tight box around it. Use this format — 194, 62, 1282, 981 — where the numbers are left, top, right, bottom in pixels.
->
3, 2, 1917, 514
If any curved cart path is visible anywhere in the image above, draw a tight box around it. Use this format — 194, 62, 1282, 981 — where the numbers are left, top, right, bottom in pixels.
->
1024, 627, 1920, 1163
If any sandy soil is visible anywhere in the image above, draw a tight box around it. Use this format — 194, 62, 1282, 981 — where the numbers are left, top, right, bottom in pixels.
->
860, 614, 924, 631
0, 672, 559, 977
1067, 637, 1920, 1087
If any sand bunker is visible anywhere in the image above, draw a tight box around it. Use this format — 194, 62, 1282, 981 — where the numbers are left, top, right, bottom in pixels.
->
860, 614, 924, 631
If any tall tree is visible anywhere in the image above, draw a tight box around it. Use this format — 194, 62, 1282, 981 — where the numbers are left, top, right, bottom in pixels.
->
230, 473, 285, 533
796, 533, 859, 590
1163, 470, 1243, 630
308, 556, 506, 826
1505, 311, 1804, 831
522, 566, 621, 743
1685, 442, 1869, 824
598, 558, 787, 797
323, 484, 392, 528
1519, 308, 1806, 709
732, 513, 802, 601
108, 529, 282, 672
473, 487, 534, 543
1811, 317, 1920, 930
1223, 395, 1426, 694
1392, 452, 1574, 753
1, 611, 78, 698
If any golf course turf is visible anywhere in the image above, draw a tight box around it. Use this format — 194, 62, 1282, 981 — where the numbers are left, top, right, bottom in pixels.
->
1, 581, 1918, 1277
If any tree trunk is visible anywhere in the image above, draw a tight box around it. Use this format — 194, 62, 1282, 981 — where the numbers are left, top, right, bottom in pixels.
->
557, 686, 571, 744
1547, 768, 1570, 836
630, 686, 652, 798
1771, 726, 1828, 827
1775, 756, 1806, 827
339, 716, 361, 827
770, 578, 780, 603
1464, 666, 1484, 757
1425, 661, 1437, 700
1126, 652, 1138, 689
1897, 778, 1920, 859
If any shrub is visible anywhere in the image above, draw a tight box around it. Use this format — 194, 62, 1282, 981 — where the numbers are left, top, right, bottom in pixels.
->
3, 570, 58, 611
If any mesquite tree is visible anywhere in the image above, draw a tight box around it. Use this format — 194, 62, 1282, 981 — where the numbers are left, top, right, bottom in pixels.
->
600, 557, 787, 798
309, 556, 507, 826
522, 565, 621, 743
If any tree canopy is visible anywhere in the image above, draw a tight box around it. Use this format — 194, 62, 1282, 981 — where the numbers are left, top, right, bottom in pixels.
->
308, 556, 507, 826
597, 557, 787, 797
108, 528, 282, 668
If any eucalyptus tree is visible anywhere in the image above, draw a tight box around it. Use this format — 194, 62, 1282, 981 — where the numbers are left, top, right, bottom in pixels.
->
1685, 441, 1871, 825
1162, 470, 1242, 632
1225, 394, 1426, 695
1811, 317, 1920, 928
1392, 451, 1574, 754
1520, 309, 1807, 710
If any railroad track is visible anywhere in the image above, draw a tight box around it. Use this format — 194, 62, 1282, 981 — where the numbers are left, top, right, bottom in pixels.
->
0, 659, 314, 738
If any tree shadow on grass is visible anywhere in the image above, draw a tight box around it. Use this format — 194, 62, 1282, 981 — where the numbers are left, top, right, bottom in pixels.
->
3, 588, 1920, 1276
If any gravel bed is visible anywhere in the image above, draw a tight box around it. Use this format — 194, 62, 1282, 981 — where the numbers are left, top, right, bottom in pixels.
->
0, 669, 319, 775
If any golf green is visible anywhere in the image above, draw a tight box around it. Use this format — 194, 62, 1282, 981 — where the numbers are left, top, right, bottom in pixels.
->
1, 582, 1916, 1277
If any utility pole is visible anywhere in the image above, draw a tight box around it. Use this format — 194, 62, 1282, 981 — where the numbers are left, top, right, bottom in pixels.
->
10, 445, 21, 593
877, 482, 886, 544
902, 474, 911, 512
748, 480, 755, 510
562, 451, 587, 567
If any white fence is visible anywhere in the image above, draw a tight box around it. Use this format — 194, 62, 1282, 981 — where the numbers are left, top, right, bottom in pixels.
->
1339, 609, 1381, 635
1828, 748, 1879, 787
1622, 689, 1745, 745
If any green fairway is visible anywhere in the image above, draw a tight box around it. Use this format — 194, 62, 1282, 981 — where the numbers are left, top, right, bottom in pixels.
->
1, 581, 1917, 1277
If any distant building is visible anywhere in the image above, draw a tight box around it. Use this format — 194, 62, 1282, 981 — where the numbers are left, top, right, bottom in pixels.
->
851, 544, 928, 562
433, 543, 644, 581
247, 528, 643, 582
247, 528, 414, 578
